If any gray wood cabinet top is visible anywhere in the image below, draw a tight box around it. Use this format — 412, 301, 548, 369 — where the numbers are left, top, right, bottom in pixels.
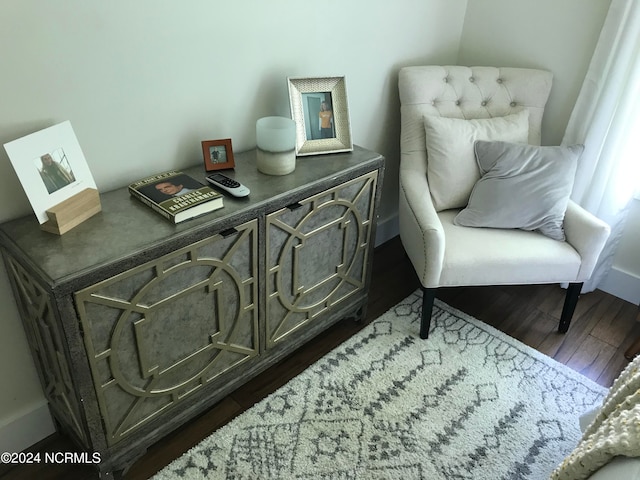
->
0, 146, 384, 293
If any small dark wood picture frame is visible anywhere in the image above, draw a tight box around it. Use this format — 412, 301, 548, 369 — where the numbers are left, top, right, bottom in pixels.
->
201, 138, 235, 171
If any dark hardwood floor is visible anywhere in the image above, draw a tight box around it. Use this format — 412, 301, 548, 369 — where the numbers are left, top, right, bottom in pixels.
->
2, 235, 638, 480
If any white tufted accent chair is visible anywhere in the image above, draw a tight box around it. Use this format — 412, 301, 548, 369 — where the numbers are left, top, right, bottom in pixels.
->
399, 66, 611, 339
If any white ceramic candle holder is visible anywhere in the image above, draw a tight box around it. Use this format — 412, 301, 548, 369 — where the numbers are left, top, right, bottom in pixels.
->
256, 116, 296, 176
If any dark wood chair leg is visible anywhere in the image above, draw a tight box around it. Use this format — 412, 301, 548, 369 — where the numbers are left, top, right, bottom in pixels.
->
624, 335, 640, 361
420, 287, 437, 339
558, 282, 583, 333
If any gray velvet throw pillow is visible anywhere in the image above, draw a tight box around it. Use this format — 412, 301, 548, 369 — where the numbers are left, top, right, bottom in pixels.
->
453, 140, 583, 241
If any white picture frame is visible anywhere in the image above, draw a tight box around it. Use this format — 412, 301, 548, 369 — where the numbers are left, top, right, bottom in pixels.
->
4, 121, 97, 224
288, 76, 353, 156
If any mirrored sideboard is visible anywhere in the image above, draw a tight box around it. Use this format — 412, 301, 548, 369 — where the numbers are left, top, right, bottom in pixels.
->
0, 146, 384, 478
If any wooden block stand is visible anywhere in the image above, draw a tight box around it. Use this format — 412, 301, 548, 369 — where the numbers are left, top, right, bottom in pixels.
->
40, 188, 102, 235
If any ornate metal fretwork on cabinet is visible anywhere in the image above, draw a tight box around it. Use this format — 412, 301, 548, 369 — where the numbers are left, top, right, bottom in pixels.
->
265, 172, 377, 346
0, 146, 384, 478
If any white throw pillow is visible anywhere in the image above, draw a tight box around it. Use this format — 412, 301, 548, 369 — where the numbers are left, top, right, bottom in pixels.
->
424, 110, 530, 211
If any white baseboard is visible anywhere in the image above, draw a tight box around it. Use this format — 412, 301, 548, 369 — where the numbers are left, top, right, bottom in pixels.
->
375, 214, 399, 247
598, 266, 640, 306
0, 401, 55, 454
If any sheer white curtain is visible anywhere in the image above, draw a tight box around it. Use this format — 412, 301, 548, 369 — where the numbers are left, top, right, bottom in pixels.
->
562, 0, 640, 292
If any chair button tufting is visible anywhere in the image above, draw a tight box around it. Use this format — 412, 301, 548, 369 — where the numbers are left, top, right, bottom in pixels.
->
481, 101, 487, 106
444, 77, 449, 83
469, 77, 475, 82
510, 101, 517, 107
497, 78, 503, 84
455, 100, 460, 106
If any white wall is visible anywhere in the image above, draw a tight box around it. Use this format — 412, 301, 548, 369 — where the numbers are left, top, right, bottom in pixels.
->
458, 0, 612, 146
0, 0, 468, 452
458, 0, 640, 305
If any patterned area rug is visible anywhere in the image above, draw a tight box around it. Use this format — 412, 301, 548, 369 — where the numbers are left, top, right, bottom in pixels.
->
153, 291, 607, 480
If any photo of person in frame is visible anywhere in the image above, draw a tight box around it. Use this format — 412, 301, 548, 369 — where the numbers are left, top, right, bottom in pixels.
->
209, 146, 227, 164
35, 149, 76, 194
319, 100, 334, 138
302, 92, 335, 140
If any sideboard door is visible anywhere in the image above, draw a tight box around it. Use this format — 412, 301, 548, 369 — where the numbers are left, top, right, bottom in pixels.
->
74, 220, 258, 446
265, 171, 378, 348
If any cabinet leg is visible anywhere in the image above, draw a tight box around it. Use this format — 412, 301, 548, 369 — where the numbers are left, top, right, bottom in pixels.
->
351, 305, 367, 323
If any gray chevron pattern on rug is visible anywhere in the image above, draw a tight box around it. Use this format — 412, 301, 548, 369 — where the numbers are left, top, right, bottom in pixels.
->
153, 291, 606, 480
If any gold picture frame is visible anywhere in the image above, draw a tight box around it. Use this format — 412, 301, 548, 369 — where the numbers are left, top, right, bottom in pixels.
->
287, 76, 353, 156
